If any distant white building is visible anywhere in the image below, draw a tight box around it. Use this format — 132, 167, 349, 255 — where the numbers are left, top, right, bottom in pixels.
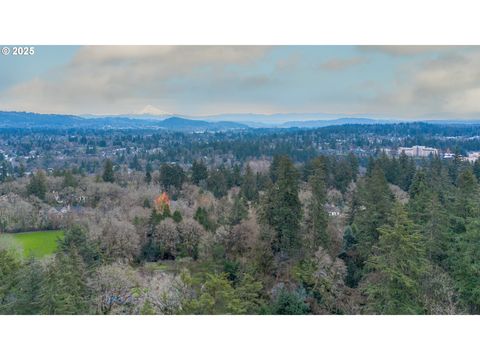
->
398, 145, 438, 157
466, 151, 480, 163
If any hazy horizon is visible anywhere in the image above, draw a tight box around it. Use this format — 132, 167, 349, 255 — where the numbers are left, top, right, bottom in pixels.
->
2, 45, 480, 120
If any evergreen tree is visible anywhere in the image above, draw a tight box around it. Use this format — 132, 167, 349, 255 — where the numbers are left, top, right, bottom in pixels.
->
27, 170, 48, 200
231, 164, 242, 187
449, 219, 480, 313
160, 163, 185, 189
422, 193, 450, 264
40, 246, 90, 315
454, 168, 478, 219
0, 250, 21, 312
241, 165, 258, 202
268, 287, 310, 315
181, 272, 264, 315
144, 170, 152, 184
365, 204, 427, 314
347, 152, 359, 182
10, 257, 44, 314
398, 152, 415, 191
62, 170, 78, 188
172, 210, 183, 223
206, 170, 228, 198
145, 163, 153, 184
18, 162, 26, 178
59, 225, 100, 267
129, 155, 142, 171
261, 155, 302, 257
102, 159, 115, 183
408, 170, 432, 225
229, 194, 248, 226
308, 158, 329, 251
194, 207, 215, 232
354, 165, 394, 260
191, 160, 208, 185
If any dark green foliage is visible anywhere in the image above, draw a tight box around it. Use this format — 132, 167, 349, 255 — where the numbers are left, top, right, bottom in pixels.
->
194, 207, 216, 232
40, 246, 90, 315
354, 165, 394, 261
365, 204, 427, 314
10, 257, 44, 314
27, 170, 48, 199
408, 170, 433, 224
223, 259, 241, 283
62, 170, 78, 188
181, 272, 264, 315
102, 159, 115, 183
420, 193, 451, 263
398, 152, 416, 191
4, 123, 480, 315
229, 194, 248, 226
145, 163, 153, 184
268, 287, 310, 315
17, 162, 26, 178
141, 224, 162, 262
227, 164, 242, 188
191, 160, 208, 185
308, 157, 329, 251
160, 163, 185, 189
333, 159, 354, 193
407, 170, 451, 263
58, 225, 101, 267
261, 155, 302, 257
144, 170, 152, 184
149, 209, 162, 226
454, 168, 478, 219
206, 169, 228, 198
449, 219, 480, 313
347, 152, 359, 181
341, 225, 356, 254
163, 204, 171, 218
143, 198, 151, 208
129, 155, 142, 171
240, 165, 258, 201
0, 250, 21, 311
371, 151, 416, 191
172, 210, 183, 223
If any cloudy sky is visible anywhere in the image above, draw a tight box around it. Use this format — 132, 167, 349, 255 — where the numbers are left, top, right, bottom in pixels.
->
1, 45, 480, 119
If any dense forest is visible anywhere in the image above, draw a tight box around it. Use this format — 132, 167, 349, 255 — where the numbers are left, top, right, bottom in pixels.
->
1, 123, 480, 314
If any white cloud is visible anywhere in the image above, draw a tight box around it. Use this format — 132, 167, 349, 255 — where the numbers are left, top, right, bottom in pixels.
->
373, 51, 480, 118
4, 46, 480, 119
0, 46, 270, 114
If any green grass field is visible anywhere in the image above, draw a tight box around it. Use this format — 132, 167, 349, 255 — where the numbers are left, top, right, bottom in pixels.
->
0, 230, 64, 258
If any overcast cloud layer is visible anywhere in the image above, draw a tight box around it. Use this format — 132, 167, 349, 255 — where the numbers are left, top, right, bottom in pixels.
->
1, 45, 480, 119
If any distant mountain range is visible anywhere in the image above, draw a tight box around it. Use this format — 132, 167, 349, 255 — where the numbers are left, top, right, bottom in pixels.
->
2, 111, 480, 131
0, 112, 249, 131
280, 117, 388, 128
82, 112, 373, 124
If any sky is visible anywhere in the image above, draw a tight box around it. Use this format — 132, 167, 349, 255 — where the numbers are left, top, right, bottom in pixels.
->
1, 45, 480, 120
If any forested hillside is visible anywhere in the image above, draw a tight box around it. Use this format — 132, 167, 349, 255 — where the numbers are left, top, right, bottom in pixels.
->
1, 123, 480, 314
